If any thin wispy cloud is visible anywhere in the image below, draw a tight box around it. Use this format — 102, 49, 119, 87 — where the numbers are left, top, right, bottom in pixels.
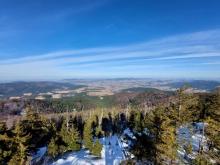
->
1, 29, 220, 63
0, 29, 220, 80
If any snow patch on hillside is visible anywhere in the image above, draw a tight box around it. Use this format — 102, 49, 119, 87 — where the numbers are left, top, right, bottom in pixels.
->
31, 146, 47, 164
51, 135, 126, 165
177, 122, 208, 163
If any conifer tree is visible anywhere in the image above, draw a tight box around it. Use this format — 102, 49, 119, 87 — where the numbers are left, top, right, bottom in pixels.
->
147, 107, 177, 164
0, 122, 13, 163
206, 93, 220, 121
157, 118, 177, 164
192, 154, 211, 165
95, 125, 104, 138
21, 106, 50, 150
199, 92, 220, 163
47, 120, 62, 158
205, 117, 220, 163
48, 137, 59, 158
66, 127, 81, 151
128, 110, 136, 130
184, 142, 193, 157
134, 111, 144, 132
176, 88, 199, 125
9, 122, 31, 165
83, 119, 93, 150
59, 119, 81, 152
91, 139, 102, 157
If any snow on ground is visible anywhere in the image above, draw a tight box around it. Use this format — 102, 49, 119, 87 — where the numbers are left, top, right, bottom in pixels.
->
177, 122, 208, 162
123, 128, 136, 140
51, 135, 126, 165
192, 133, 208, 151
101, 135, 126, 165
31, 146, 47, 164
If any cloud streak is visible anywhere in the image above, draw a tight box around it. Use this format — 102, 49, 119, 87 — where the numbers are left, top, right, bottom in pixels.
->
0, 29, 220, 80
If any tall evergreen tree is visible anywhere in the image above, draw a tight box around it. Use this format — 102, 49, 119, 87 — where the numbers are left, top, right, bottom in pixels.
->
146, 107, 177, 164
134, 111, 144, 132
128, 110, 135, 130
176, 88, 199, 125
20, 107, 50, 150
0, 122, 13, 163
83, 119, 93, 150
67, 128, 81, 151
59, 119, 81, 152
91, 139, 102, 157
9, 122, 31, 165
47, 137, 59, 158
197, 92, 220, 163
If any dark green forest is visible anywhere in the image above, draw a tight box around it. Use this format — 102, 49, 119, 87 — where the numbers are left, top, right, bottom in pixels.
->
0, 88, 219, 164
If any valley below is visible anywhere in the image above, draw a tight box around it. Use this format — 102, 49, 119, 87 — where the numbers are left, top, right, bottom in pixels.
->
0, 79, 219, 165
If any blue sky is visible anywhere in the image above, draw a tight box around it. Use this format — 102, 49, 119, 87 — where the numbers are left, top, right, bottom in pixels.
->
0, 0, 220, 80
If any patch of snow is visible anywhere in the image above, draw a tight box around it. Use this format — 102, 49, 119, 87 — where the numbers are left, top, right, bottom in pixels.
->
177, 149, 185, 157
51, 135, 126, 165
31, 146, 47, 164
192, 133, 208, 151
194, 122, 207, 130
123, 128, 136, 140
177, 122, 209, 163
121, 141, 129, 148
210, 158, 216, 164
143, 128, 151, 136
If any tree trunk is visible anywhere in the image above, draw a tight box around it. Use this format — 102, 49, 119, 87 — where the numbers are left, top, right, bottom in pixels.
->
199, 123, 205, 154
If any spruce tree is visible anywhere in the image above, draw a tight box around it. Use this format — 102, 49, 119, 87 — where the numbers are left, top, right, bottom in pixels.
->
157, 118, 177, 164
199, 92, 220, 163
128, 110, 135, 130
22, 107, 50, 150
205, 117, 220, 163
9, 122, 31, 165
147, 107, 177, 164
134, 111, 144, 133
47, 120, 63, 158
0, 122, 13, 163
66, 127, 81, 151
95, 125, 104, 138
192, 154, 211, 165
83, 119, 93, 150
91, 139, 102, 157
48, 137, 59, 158
59, 119, 81, 152
176, 88, 199, 126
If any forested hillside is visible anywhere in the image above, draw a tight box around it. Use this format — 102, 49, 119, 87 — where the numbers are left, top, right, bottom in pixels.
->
0, 81, 83, 98
0, 87, 219, 164
0, 88, 171, 117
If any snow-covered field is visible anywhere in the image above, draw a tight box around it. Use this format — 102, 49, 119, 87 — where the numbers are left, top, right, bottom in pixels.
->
51, 135, 126, 165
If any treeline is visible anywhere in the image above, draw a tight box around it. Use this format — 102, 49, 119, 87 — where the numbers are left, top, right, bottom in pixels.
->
0, 88, 219, 164
0, 98, 95, 116
127, 88, 220, 164
0, 106, 128, 164
0, 108, 104, 164
0, 88, 172, 116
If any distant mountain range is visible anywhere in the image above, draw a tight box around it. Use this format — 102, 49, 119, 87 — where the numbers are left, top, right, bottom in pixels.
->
0, 79, 219, 99
167, 80, 220, 91
121, 87, 162, 93
0, 81, 83, 98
